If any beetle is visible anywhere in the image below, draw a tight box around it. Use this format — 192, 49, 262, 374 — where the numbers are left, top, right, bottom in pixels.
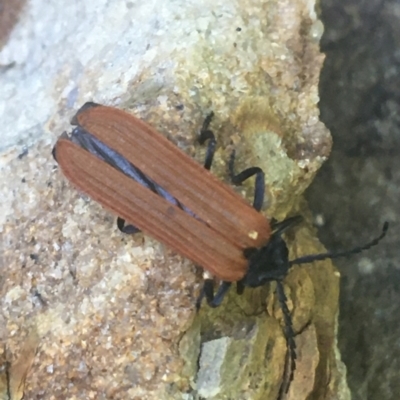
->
53, 102, 388, 397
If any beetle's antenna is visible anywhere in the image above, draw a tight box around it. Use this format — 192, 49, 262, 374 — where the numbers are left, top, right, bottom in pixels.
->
289, 222, 388, 266
276, 280, 296, 396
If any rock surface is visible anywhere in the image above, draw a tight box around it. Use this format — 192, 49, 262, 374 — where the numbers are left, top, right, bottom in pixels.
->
0, 0, 344, 399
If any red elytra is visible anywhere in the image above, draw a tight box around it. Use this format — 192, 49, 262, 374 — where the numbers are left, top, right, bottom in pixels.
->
54, 103, 271, 281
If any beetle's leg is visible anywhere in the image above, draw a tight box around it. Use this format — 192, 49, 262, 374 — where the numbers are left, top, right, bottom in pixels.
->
228, 150, 265, 211
276, 280, 296, 395
117, 217, 141, 234
198, 112, 216, 170
196, 279, 232, 310
195, 279, 211, 310
271, 216, 303, 236
236, 280, 245, 295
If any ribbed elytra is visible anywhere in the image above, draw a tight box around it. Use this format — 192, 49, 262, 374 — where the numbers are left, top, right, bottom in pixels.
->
53, 102, 388, 397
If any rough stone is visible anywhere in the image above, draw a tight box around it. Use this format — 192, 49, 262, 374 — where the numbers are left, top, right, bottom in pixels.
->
0, 0, 343, 399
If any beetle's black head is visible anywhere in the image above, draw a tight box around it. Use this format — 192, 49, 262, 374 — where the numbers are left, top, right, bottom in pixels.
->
241, 233, 290, 288
240, 216, 303, 288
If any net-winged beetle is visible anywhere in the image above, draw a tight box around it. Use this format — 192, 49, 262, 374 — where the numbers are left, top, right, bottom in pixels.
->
53, 102, 388, 396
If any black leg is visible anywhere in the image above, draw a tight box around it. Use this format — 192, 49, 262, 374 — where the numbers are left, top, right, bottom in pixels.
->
196, 279, 232, 310
198, 112, 216, 170
228, 150, 265, 211
195, 279, 210, 311
272, 216, 303, 236
276, 280, 296, 396
236, 280, 245, 295
117, 217, 141, 234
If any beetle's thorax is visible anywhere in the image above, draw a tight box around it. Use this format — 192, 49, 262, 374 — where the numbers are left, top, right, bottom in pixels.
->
241, 234, 290, 287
